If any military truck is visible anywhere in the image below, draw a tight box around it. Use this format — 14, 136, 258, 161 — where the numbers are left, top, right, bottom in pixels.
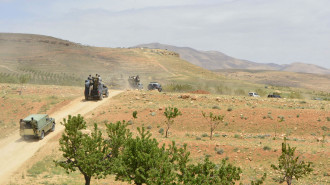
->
148, 82, 162, 92
85, 76, 109, 100
19, 114, 55, 140
128, 75, 143, 90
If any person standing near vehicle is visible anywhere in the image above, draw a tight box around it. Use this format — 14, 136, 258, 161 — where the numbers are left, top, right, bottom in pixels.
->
31, 117, 37, 134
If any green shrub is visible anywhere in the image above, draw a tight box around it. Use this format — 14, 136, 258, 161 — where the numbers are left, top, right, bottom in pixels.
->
289, 92, 303, 99
216, 148, 224, 155
158, 128, 164, 134
212, 105, 221, 110
263, 146, 271, 151
163, 83, 194, 92
321, 126, 329, 131
202, 133, 208, 137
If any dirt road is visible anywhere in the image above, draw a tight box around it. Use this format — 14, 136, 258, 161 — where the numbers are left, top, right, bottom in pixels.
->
0, 90, 122, 184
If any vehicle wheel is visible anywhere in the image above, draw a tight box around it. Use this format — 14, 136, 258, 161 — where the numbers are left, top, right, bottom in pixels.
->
85, 96, 88, 100
158, 88, 162, 92
99, 94, 103, 100
39, 131, 45, 140
51, 123, 55, 132
105, 91, 109, 97
23, 135, 28, 140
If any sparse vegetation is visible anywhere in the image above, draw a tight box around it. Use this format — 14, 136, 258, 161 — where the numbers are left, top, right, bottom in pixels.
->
271, 138, 313, 185
163, 106, 182, 138
202, 111, 225, 140
2, 33, 330, 185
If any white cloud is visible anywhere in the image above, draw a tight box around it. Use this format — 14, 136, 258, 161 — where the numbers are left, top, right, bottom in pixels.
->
1, 0, 330, 68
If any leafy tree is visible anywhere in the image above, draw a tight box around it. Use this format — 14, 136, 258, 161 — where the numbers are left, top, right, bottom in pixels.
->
54, 115, 111, 185
105, 120, 132, 159
180, 157, 242, 185
202, 111, 225, 140
164, 106, 182, 138
114, 127, 178, 185
271, 138, 313, 185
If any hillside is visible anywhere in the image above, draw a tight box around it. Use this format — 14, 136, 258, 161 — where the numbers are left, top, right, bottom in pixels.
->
280, 62, 330, 74
1, 33, 328, 98
215, 69, 330, 93
136, 43, 330, 75
0, 33, 213, 86
0, 33, 261, 93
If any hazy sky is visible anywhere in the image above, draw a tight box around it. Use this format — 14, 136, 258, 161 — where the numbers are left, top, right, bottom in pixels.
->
1, 0, 329, 68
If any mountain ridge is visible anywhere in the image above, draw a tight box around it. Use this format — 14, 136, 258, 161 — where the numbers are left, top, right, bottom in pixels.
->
135, 43, 330, 74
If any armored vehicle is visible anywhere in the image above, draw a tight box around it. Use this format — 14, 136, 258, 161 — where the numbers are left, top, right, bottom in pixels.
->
148, 82, 162, 92
85, 76, 109, 100
128, 75, 143, 90
19, 114, 55, 140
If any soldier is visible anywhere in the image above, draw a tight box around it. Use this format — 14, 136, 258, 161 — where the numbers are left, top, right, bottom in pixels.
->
88, 74, 92, 81
31, 117, 37, 134
98, 74, 102, 82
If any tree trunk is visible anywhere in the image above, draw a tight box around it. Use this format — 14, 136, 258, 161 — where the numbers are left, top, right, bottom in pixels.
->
165, 124, 169, 138
286, 177, 292, 185
210, 127, 213, 140
84, 174, 91, 185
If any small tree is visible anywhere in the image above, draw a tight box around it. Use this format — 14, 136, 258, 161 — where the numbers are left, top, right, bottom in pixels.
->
202, 111, 225, 140
251, 173, 267, 185
164, 106, 182, 138
132, 110, 138, 120
105, 120, 132, 159
18, 74, 30, 95
271, 138, 313, 185
54, 115, 111, 185
114, 127, 178, 185
180, 157, 242, 184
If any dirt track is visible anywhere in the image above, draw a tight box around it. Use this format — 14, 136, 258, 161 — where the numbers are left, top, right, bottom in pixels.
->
0, 90, 122, 185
